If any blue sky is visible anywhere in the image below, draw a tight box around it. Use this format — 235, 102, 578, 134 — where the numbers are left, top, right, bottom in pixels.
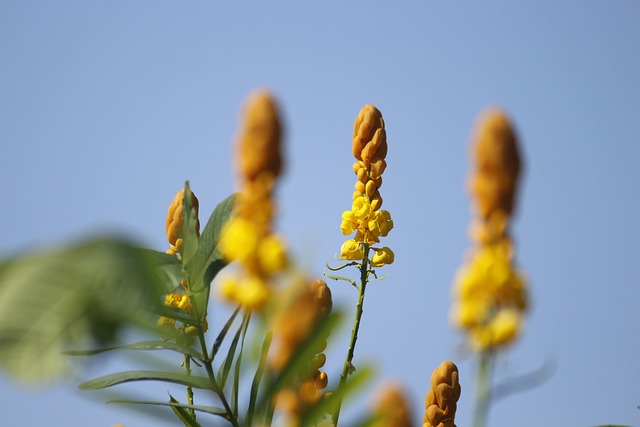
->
1, 2, 639, 426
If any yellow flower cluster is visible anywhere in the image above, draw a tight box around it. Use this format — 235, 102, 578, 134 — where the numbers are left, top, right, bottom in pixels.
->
451, 108, 528, 351
339, 105, 394, 266
165, 188, 200, 255
270, 279, 332, 422
423, 360, 461, 427
157, 280, 208, 338
451, 242, 526, 350
219, 90, 287, 309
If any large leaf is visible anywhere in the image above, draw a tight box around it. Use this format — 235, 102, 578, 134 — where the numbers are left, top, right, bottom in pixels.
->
0, 237, 163, 381
79, 370, 212, 390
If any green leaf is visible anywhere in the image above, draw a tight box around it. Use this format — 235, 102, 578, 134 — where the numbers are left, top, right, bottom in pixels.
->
217, 314, 245, 388
184, 194, 236, 298
246, 331, 272, 427
178, 191, 236, 321
180, 182, 200, 271
231, 309, 251, 416
167, 394, 203, 427
108, 399, 227, 418
79, 370, 213, 390
109, 396, 228, 419
64, 340, 203, 361
0, 238, 163, 382
211, 305, 241, 360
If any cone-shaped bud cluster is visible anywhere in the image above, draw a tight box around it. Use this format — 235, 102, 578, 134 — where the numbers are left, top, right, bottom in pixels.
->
165, 188, 200, 255
219, 90, 288, 308
270, 279, 332, 421
338, 105, 394, 267
371, 383, 413, 427
352, 104, 387, 211
451, 108, 528, 351
423, 361, 461, 427
468, 108, 521, 243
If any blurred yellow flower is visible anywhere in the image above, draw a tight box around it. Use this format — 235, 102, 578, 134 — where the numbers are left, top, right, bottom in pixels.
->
258, 234, 288, 275
220, 275, 270, 309
219, 218, 260, 264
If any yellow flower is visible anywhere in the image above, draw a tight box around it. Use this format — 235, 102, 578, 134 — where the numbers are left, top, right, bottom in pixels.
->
352, 196, 372, 222
371, 246, 394, 267
258, 234, 288, 275
340, 239, 364, 260
368, 210, 393, 238
340, 210, 358, 235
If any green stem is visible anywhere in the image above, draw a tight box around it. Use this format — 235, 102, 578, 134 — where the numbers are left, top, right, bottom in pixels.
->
472, 349, 493, 427
184, 354, 195, 420
331, 244, 370, 425
198, 331, 240, 427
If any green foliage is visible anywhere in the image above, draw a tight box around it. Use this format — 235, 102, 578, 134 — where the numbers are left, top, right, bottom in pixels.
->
0, 238, 164, 381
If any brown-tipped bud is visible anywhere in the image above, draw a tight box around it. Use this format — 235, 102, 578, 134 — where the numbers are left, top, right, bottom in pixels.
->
352, 104, 387, 168
365, 180, 377, 198
469, 107, 521, 219
369, 159, 387, 180
310, 279, 332, 315
357, 166, 369, 183
236, 90, 283, 182
372, 383, 413, 427
424, 361, 461, 427
370, 194, 383, 211
166, 189, 200, 254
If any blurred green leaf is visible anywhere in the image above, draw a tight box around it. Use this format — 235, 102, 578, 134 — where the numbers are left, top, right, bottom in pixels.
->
64, 340, 203, 361
139, 249, 183, 295
246, 331, 271, 427
79, 370, 212, 390
231, 310, 251, 416
0, 237, 163, 382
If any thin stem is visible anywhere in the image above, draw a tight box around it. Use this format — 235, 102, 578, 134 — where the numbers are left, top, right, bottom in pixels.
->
197, 331, 240, 427
472, 349, 493, 427
331, 243, 370, 425
184, 354, 196, 420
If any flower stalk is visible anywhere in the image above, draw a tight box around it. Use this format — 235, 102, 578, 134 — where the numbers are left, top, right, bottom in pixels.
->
330, 104, 393, 425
